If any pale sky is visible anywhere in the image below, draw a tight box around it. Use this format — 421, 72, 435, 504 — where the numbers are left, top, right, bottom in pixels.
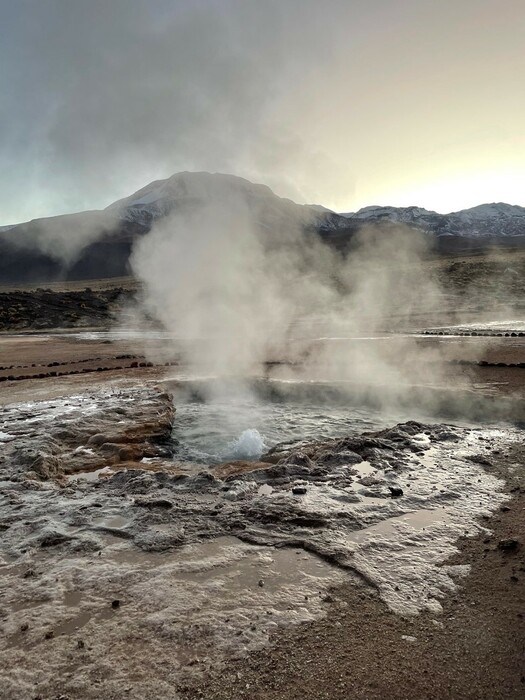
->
1, 0, 524, 223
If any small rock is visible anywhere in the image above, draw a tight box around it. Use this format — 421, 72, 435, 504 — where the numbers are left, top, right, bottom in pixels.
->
134, 497, 173, 509
389, 486, 404, 498
258, 579, 264, 587
77, 639, 85, 649
20, 623, 29, 632
111, 599, 120, 609
40, 531, 71, 548
497, 538, 520, 552
292, 486, 307, 495
44, 630, 54, 640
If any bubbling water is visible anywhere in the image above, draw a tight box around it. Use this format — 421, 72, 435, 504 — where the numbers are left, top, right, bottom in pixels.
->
171, 395, 392, 464
226, 428, 266, 460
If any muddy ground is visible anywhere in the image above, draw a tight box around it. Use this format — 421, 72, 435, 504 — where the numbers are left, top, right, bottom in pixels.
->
1, 331, 524, 407
1, 371, 523, 700
0, 316, 524, 699
187, 443, 525, 700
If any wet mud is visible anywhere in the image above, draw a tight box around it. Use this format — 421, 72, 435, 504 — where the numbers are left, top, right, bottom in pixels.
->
1, 382, 523, 699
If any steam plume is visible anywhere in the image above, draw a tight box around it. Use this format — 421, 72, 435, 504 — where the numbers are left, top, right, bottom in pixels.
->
130, 179, 452, 411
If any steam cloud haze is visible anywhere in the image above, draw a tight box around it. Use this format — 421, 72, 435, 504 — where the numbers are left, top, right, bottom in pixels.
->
0, 0, 358, 223
3, 1, 523, 223
0, 211, 121, 266
129, 181, 454, 412
131, 183, 338, 375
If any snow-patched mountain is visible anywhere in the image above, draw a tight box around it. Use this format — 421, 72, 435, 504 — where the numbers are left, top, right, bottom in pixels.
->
342, 202, 525, 237
107, 172, 525, 241
0, 172, 350, 283
0, 171, 524, 283
343, 205, 438, 222
106, 171, 346, 235
107, 172, 283, 224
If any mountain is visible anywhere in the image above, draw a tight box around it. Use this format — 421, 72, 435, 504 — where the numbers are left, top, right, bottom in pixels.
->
342, 203, 525, 238
106, 171, 347, 236
0, 172, 353, 283
0, 172, 524, 283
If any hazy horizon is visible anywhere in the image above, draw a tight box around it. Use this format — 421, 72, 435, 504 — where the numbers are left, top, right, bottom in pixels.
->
2, 168, 525, 227
1, 0, 524, 223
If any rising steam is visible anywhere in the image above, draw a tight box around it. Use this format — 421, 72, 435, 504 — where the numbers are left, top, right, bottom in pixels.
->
130, 177, 454, 411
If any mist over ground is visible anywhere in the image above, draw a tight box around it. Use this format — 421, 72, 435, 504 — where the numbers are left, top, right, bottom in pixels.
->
128, 181, 458, 415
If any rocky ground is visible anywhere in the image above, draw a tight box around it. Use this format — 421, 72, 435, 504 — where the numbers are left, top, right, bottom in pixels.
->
433, 249, 525, 299
0, 322, 524, 699
189, 454, 525, 700
0, 286, 135, 332
0, 249, 524, 333
0, 369, 524, 699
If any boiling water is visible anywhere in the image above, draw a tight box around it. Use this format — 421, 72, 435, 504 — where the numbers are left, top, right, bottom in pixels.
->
171, 397, 394, 463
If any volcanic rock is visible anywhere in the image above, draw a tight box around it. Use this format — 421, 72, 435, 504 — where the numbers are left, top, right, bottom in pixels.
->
497, 538, 520, 552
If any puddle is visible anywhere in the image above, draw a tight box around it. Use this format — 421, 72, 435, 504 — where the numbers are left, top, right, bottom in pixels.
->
0, 562, 31, 577
106, 549, 176, 566
64, 590, 84, 607
347, 508, 451, 545
6, 594, 118, 649
105, 535, 337, 596
68, 467, 114, 482
353, 460, 376, 477
106, 535, 241, 567
172, 546, 336, 598
52, 606, 116, 638
349, 461, 386, 502
10, 599, 43, 613
93, 515, 130, 529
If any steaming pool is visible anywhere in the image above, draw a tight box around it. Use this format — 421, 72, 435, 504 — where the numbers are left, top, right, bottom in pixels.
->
166, 368, 525, 466
170, 396, 392, 463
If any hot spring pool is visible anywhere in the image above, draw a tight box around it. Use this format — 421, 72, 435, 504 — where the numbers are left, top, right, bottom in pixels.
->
170, 396, 396, 463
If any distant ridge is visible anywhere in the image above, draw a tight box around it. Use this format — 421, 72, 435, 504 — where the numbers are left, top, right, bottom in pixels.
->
341, 202, 525, 238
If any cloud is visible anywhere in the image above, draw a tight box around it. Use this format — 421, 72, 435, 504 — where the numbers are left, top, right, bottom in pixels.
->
1, 0, 523, 222
0, 0, 357, 221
